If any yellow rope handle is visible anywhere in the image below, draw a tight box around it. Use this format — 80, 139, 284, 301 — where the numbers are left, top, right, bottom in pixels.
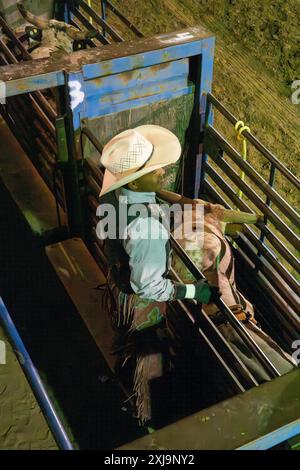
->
87, 0, 93, 25
234, 120, 250, 199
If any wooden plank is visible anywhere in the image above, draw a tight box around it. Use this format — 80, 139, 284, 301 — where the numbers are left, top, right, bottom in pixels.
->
45, 238, 117, 371
0, 119, 66, 236
119, 368, 300, 450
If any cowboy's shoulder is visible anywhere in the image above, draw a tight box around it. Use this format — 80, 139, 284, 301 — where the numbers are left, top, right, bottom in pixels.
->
126, 215, 169, 242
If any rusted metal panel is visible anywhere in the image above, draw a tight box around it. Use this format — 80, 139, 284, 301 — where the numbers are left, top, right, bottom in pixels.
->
119, 368, 300, 450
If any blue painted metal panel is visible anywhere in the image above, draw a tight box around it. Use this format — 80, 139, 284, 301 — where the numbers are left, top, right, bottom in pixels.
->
86, 85, 194, 118
87, 76, 189, 106
82, 39, 203, 80
84, 59, 190, 118
4, 71, 65, 98
87, 76, 190, 106
84, 59, 189, 97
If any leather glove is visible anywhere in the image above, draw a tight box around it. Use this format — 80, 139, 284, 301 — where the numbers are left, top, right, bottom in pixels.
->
173, 280, 221, 304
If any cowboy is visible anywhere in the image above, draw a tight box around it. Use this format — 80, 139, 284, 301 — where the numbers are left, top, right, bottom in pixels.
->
96, 125, 220, 423
17, 1, 98, 59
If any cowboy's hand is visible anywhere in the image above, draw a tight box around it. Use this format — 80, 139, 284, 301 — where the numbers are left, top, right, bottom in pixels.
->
173, 280, 221, 304
194, 280, 221, 304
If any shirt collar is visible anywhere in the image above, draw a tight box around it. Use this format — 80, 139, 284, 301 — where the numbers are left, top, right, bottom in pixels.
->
115, 186, 156, 204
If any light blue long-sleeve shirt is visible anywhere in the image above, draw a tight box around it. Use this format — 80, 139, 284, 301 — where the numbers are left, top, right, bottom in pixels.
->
115, 187, 175, 302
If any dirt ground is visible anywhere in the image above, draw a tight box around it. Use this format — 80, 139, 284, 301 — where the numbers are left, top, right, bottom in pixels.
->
0, 326, 57, 450
106, 0, 299, 203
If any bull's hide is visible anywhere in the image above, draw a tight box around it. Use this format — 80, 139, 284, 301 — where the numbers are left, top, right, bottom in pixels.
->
172, 206, 255, 319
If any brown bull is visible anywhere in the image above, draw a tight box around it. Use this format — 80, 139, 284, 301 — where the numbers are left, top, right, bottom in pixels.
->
17, 1, 97, 59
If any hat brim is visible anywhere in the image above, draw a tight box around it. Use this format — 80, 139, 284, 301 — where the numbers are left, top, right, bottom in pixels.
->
100, 125, 181, 196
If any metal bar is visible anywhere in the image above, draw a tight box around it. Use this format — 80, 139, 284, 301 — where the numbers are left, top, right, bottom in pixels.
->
170, 235, 280, 378
204, 180, 300, 319
5, 98, 39, 157
101, 0, 106, 37
0, 14, 57, 120
105, 0, 144, 37
204, 175, 300, 302
0, 298, 73, 450
169, 270, 258, 389
0, 37, 18, 63
78, 0, 124, 42
259, 163, 276, 249
207, 146, 300, 252
12, 95, 58, 161
33, 119, 58, 157
85, 156, 104, 181
261, 224, 300, 274
245, 228, 300, 297
29, 95, 56, 138
168, 302, 246, 393
236, 235, 300, 332
206, 93, 300, 191
205, 163, 300, 274
0, 14, 32, 60
35, 150, 65, 205
81, 126, 104, 154
70, 6, 111, 45
85, 173, 101, 197
69, 17, 96, 48
207, 125, 300, 229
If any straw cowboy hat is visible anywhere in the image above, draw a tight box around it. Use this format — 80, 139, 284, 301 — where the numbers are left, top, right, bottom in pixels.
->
99, 125, 181, 196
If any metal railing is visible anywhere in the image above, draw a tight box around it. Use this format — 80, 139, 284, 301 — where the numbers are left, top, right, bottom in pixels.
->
203, 92, 300, 347
0, 297, 73, 450
0, 13, 66, 226
71, 0, 143, 45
